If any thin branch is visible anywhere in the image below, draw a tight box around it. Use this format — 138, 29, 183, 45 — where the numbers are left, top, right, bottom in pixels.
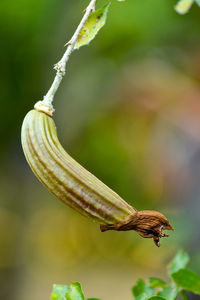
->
34, 0, 97, 115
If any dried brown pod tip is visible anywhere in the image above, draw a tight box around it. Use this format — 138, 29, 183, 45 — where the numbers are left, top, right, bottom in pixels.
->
100, 210, 174, 247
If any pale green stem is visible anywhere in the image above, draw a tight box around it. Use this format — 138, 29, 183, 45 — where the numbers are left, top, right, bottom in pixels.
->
34, 0, 97, 115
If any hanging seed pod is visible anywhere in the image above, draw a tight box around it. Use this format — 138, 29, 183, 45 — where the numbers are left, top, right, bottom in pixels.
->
21, 108, 173, 247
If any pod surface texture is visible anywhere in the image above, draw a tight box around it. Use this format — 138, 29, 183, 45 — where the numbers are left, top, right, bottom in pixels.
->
21, 109, 135, 225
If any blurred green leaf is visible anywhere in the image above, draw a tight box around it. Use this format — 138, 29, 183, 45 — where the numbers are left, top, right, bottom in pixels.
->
179, 290, 189, 300
51, 283, 85, 300
149, 278, 166, 289
157, 285, 178, 300
147, 297, 166, 300
75, 3, 110, 49
195, 0, 200, 5
51, 284, 71, 300
169, 250, 190, 275
66, 282, 85, 300
174, 0, 194, 14
132, 279, 154, 298
172, 269, 200, 295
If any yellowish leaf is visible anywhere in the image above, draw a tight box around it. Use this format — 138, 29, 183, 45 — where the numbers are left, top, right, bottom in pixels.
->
75, 3, 110, 50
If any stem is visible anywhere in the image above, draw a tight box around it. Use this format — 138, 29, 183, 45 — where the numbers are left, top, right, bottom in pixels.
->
34, 0, 97, 115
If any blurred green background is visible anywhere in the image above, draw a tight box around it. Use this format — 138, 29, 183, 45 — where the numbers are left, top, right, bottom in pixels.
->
1, 0, 200, 299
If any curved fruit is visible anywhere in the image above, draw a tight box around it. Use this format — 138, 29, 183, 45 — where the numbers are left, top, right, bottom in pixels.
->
21, 109, 173, 246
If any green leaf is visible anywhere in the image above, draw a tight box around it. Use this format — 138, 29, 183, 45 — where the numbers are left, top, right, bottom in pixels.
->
51, 284, 71, 300
169, 250, 190, 275
66, 282, 85, 300
172, 268, 200, 295
50, 283, 85, 300
149, 278, 166, 289
174, 0, 194, 14
157, 285, 178, 300
75, 3, 110, 49
132, 279, 154, 298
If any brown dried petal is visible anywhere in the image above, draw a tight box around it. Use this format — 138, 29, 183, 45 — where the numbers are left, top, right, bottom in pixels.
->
100, 210, 174, 247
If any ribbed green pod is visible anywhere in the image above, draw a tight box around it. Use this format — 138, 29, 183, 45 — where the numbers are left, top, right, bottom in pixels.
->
21, 109, 135, 225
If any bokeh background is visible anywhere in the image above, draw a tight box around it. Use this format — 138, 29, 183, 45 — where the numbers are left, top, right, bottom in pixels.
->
1, 0, 200, 299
